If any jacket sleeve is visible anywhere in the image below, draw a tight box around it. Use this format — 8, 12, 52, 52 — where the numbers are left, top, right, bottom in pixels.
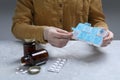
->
11, 0, 47, 43
88, 0, 108, 29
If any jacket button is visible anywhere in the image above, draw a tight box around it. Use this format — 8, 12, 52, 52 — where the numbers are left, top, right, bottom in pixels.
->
59, 19, 62, 23
59, 3, 63, 8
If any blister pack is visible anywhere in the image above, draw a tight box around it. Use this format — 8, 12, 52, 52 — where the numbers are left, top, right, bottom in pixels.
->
72, 23, 108, 47
47, 58, 67, 73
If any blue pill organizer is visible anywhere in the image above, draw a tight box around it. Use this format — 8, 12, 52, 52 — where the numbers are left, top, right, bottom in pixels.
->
72, 23, 108, 47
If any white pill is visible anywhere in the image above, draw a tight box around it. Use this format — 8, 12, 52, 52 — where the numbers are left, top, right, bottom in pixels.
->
51, 65, 56, 68
57, 66, 62, 69
48, 68, 55, 72
19, 69, 24, 72
57, 58, 62, 61
55, 69, 60, 73
58, 64, 63, 66
60, 61, 65, 64
22, 70, 28, 74
56, 61, 60, 63
53, 63, 59, 66
16, 68, 20, 70
62, 59, 67, 62
15, 72, 19, 74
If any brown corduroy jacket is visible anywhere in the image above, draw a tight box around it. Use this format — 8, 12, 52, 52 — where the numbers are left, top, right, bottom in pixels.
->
12, 0, 108, 43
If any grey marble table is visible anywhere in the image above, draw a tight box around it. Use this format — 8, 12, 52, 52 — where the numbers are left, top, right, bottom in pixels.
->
0, 40, 120, 80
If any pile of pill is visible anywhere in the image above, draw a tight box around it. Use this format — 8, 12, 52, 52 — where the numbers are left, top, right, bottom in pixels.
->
16, 64, 41, 75
15, 65, 28, 74
72, 23, 108, 47
47, 58, 67, 73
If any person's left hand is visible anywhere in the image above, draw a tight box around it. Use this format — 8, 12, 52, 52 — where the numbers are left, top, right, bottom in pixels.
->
101, 29, 114, 47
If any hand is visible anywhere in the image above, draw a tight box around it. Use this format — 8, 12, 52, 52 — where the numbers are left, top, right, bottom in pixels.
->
44, 27, 73, 48
101, 29, 114, 47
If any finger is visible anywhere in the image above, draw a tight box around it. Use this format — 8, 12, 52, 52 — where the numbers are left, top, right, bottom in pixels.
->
56, 28, 73, 38
101, 40, 111, 47
57, 39, 68, 47
104, 30, 114, 41
56, 28, 69, 34
101, 42, 110, 47
50, 38, 69, 48
101, 44, 108, 47
54, 31, 73, 39
101, 41, 108, 47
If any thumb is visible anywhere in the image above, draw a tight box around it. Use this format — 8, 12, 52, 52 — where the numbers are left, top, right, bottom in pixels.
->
54, 28, 72, 39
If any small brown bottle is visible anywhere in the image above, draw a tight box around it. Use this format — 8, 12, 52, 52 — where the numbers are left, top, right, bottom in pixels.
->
21, 49, 49, 66
23, 39, 36, 56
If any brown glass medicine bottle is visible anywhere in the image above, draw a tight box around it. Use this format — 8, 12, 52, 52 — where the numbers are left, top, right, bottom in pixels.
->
23, 39, 36, 56
21, 48, 49, 66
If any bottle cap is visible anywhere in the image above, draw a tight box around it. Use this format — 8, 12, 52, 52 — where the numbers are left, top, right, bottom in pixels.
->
28, 66, 41, 74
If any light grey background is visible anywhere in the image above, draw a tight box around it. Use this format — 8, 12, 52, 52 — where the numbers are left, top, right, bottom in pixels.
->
0, 0, 120, 40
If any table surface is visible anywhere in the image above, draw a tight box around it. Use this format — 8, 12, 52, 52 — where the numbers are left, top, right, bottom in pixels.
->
0, 40, 120, 80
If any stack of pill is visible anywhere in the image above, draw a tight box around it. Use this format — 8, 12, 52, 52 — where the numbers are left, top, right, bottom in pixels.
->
47, 58, 67, 73
72, 23, 108, 47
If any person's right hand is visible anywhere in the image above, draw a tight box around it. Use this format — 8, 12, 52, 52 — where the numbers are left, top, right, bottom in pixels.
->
44, 27, 73, 48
